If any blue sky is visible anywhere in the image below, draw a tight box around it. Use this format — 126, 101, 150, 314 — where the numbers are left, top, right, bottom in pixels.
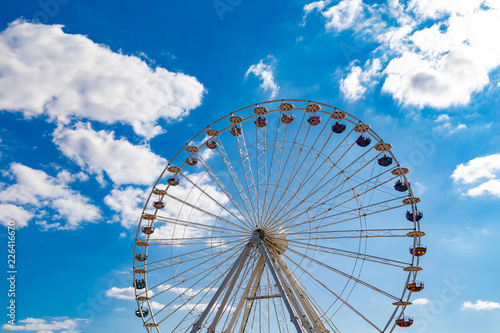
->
1, 0, 500, 332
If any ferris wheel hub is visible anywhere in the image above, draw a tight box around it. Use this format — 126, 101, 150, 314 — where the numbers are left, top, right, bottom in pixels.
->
250, 227, 288, 254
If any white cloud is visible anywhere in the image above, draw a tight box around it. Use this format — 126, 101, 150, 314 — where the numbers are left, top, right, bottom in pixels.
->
314, 0, 500, 108
340, 59, 382, 100
52, 123, 167, 186
0, 204, 32, 228
105, 287, 136, 300
436, 114, 451, 122
104, 186, 148, 228
150, 301, 166, 311
340, 66, 366, 99
2, 317, 90, 331
452, 154, 500, 197
0, 163, 100, 229
384, 4, 500, 108
452, 154, 500, 184
466, 179, 500, 197
301, 1, 331, 26
462, 300, 500, 310
413, 298, 431, 305
322, 0, 364, 32
0, 20, 205, 138
409, 0, 498, 19
105, 172, 232, 233
245, 55, 279, 98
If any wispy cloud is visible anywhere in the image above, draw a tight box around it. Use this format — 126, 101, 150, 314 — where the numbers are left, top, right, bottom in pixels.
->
462, 300, 500, 310
2, 317, 90, 331
105, 287, 137, 300
245, 55, 279, 98
413, 298, 431, 305
301, 0, 331, 26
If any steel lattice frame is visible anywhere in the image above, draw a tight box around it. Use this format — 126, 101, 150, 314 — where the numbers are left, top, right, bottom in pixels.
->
133, 100, 425, 333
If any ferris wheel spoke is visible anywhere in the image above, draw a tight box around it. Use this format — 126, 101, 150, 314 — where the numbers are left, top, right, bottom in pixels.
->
234, 125, 261, 227
284, 195, 407, 234
275, 146, 384, 231
286, 239, 409, 268
197, 154, 255, 227
152, 215, 244, 237
178, 172, 255, 231
215, 136, 258, 227
278, 168, 398, 232
264, 112, 308, 228
285, 248, 400, 301
284, 252, 384, 333
160, 193, 249, 234
286, 228, 413, 240
255, 122, 267, 223
264, 113, 315, 229
144, 239, 244, 271
265, 126, 355, 231
262, 115, 288, 229
146, 236, 245, 247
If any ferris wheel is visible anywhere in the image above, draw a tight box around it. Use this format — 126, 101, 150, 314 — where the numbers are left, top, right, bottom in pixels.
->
133, 100, 425, 333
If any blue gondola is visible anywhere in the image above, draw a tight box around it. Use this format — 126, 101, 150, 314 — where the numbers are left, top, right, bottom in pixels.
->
331, 122, 346, 134
378, 155, 393, 166
356, 135, 371, 147
406, 210, 423, 222
394, 180, 409, 192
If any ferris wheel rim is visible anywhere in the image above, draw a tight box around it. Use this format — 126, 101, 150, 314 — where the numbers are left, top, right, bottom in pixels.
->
133, 99, 424, 333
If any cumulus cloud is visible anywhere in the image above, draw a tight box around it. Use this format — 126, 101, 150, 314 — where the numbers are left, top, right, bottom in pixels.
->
0, 204, 32, 228
409, 0, 494, 19
452, 154, 500, 184
2, 317, 90, 331
104, 186, 148, 228
52, 123, 167, 186
0, 20, 205, 138
308, 0, 500, 108
105, 172, 233, 234
466, 179, 500, 197
462, 300, 500, 310
105, 287, 136, 300
245, 55, 279, 98
0, 163, 100, 229
413, 298, 431, 305
340, 59, 382, 100
452, 154, 500, 197
323, 0, 364, 32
